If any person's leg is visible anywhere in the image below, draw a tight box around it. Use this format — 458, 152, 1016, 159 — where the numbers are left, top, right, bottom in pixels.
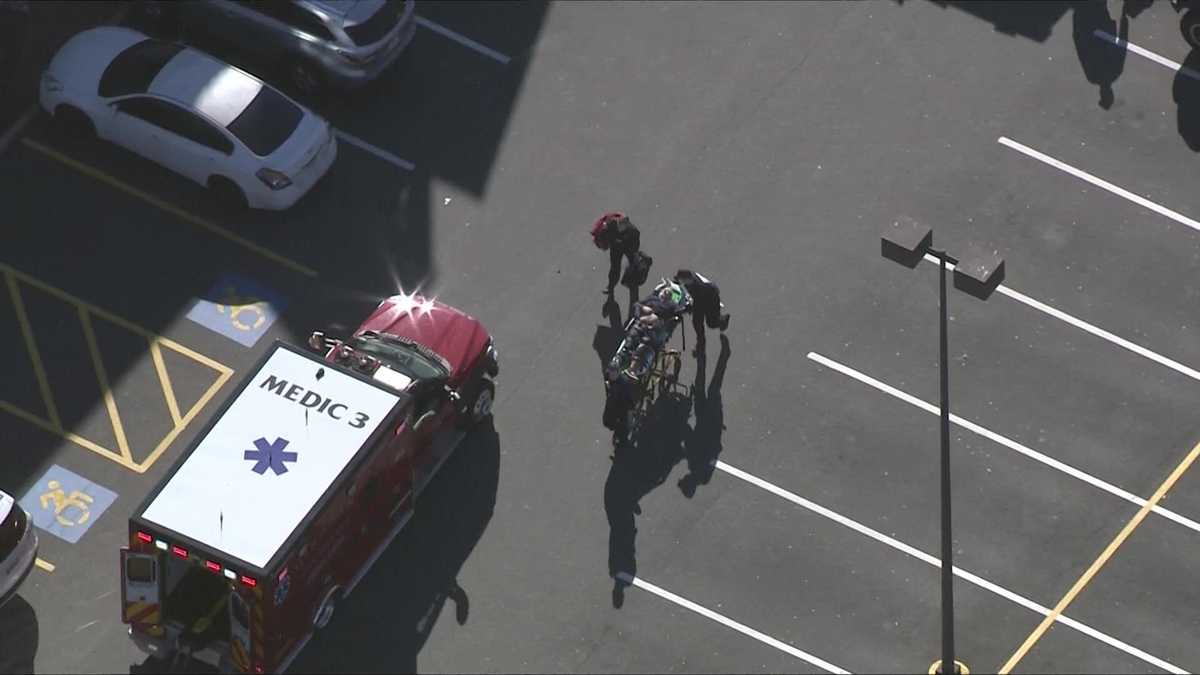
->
607, 247, 622, 293
691, 310, 706, 354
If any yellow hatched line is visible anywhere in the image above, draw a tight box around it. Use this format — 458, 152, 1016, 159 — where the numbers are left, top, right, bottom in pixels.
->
148, 338, 183, 426
134, 367, 234, 474
4, 268, 61, 430
0, 262, 235, 473
999, 439, 1200, 673
78, 306, 132, 462
0, 400, 129, 466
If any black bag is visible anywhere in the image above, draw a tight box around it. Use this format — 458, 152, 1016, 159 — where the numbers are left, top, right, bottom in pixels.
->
621, 252, 653, 288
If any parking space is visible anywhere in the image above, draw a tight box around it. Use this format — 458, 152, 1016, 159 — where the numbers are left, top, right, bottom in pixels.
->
6, 1, 1200, 674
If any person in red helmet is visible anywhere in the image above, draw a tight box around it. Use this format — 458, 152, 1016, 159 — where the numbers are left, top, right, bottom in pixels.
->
590, 212, 647, 295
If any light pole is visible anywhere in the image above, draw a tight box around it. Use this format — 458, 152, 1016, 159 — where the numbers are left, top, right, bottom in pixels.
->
881, 217, 1005, 675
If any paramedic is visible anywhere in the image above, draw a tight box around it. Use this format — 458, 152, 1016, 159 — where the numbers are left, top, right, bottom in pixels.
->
673, 269, 730, 354
591, 212, 643, 295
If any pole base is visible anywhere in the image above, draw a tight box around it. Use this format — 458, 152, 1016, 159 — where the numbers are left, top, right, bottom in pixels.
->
928, 659, 970, 674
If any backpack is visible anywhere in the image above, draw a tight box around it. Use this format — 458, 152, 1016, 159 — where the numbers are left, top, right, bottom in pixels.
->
621, 251, 653, 288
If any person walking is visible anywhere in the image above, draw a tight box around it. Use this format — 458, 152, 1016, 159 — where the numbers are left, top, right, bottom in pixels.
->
673, 269, 730, 355
591, 212, 646, 294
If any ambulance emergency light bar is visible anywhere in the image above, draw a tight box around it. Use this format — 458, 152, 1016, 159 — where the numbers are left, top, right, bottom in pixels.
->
136, 528, 257, 587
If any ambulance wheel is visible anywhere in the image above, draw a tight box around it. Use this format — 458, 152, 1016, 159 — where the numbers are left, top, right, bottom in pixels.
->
467, 378, 495, 427
313, 587, 340, 629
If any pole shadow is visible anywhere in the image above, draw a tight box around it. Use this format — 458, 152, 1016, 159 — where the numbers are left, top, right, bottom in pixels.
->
678, 334, 731, 498
604, 391, 692, 609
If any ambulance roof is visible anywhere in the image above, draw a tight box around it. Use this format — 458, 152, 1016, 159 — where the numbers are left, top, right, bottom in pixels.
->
140, 342, 405, 570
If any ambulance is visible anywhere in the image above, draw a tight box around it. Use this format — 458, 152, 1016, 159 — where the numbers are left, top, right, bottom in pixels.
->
121, 307, 497, 673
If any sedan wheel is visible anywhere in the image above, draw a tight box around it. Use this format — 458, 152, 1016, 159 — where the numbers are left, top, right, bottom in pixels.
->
54, 106, 95, 140
208, 176, 248, 211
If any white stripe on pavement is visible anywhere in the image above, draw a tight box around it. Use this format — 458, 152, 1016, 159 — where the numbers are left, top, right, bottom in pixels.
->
616, 572, 851, 674
1093, 29, 1200, 82
713, 461, 1187, 675
998, 136, 1200, 235
334, 129, 415, 171
416, 15, 512, 65
919, 253, 1200, 385
806, 351, 1200, 537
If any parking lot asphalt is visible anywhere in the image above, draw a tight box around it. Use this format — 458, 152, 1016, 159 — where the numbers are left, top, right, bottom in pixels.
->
3, 1, 1200, 673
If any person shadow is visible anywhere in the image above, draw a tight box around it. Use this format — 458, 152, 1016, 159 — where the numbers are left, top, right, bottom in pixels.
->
604, 390, 693, 609
1173, 49, 1200, 150
593, 296, 625, 377
1072, 0, 1131, 109
678, 334, 731, 498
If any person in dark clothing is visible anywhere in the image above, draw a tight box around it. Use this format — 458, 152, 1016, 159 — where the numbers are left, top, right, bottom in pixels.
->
673, 269, 730, 354
591, 212, 643, 294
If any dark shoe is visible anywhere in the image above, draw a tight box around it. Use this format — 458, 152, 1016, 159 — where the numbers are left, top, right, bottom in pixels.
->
678, 475, 697, 498
612, 581, 625, 608
719, 314, 731, 331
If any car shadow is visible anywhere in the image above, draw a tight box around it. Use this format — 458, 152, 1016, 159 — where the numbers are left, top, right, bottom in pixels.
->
678, 334, 731, 499
604, 391, 692, 608
0, 593, 39, 675
1173, 49, 1200, 150
287, 419, 501, 674
918, 0, 1073, 42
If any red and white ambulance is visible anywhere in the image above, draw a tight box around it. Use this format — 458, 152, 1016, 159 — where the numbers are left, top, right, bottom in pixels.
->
121, 295, 498, 673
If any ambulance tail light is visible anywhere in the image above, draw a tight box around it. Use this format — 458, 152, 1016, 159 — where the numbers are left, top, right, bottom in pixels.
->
135, 531, 152, 544
204, 560, 221, 574
240, 575, 257, 588
155, 539, 168, 551
171, 545, 188, 559
223, 568, 237, 580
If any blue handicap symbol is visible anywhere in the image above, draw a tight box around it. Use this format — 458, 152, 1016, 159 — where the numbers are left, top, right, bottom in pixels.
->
186, 273, 288, 348
244, 437, 297, 476
19, 464, 118, 544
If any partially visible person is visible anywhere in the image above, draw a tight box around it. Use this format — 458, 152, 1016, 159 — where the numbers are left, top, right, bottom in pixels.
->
673, 269, 729, 354
591, 212, 644, 294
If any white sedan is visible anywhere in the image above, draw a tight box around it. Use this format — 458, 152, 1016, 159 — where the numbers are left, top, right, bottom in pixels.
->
39, 26, 337, 211
0, 490, 37, 608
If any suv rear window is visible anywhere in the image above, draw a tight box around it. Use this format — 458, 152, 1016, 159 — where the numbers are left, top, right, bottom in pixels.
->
126, 556, 155, 583
225, 86, 303, 156
0, 505, 27, 560
343, 1, 401, 46
99, 39, 184, 98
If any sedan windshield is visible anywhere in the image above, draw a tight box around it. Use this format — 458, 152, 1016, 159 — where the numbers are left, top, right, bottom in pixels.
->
225, 85, 303, 156
349, 334, 447, 381
98, 39, 184, 98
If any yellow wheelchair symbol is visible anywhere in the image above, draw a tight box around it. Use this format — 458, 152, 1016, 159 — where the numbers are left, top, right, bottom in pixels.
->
39, 479, 93, 527
215, 284, 267, 332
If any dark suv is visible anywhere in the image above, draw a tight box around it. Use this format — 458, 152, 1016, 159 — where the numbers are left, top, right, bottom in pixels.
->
140, 0, 417, 94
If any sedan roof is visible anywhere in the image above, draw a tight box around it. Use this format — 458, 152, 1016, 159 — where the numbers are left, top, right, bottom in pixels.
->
147, 49, 263, 128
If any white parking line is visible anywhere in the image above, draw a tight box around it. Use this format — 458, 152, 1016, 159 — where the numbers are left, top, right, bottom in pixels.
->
713, 461, 1186, 674
615, 573, 851, 674
918, 252, 1200, 385
415, 15, 512, 65
333, 129, 415, 171
1093, 29, 1200, 82
806, 351, 1200, 536
998, 136, 1200, 235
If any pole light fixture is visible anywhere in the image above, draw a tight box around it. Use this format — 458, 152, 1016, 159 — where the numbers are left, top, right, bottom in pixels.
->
880, 217, 1005, 675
